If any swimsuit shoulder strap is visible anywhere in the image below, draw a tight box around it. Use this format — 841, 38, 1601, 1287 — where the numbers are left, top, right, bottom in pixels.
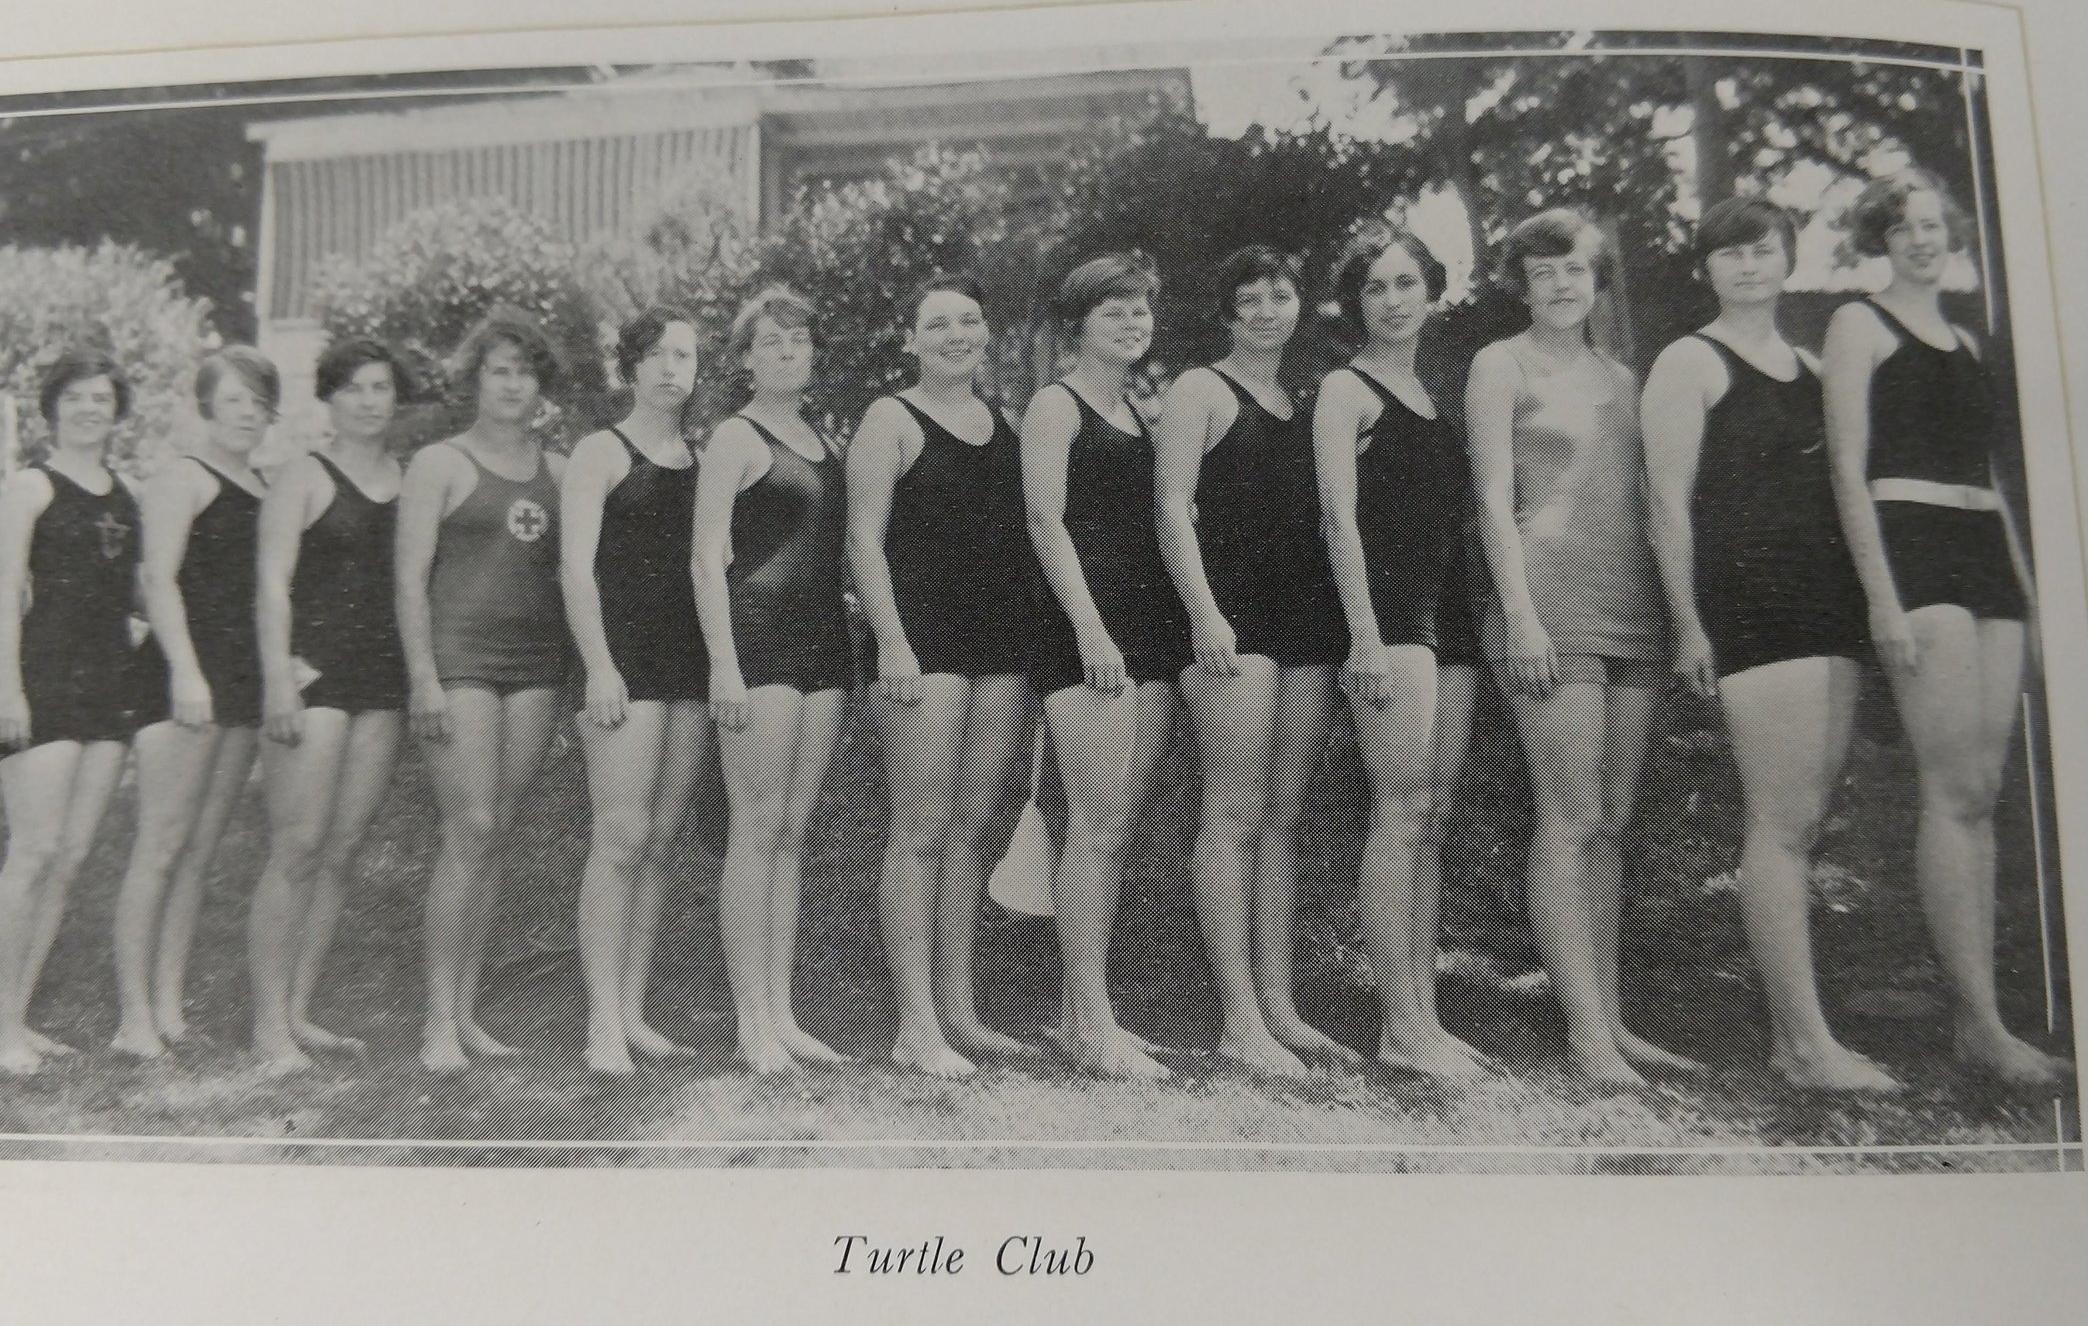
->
606, 425, 645, 466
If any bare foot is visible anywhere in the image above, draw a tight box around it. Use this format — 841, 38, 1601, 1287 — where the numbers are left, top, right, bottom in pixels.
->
1043, 1022, 1166, 1060
1063, 1029, 1170, 1081
111, 1024, 168, 1060
0, 1041, 43, 1076
420, 1035, 469, 1075
155, 1012, 194, 1045
735, 1037, 797, 1076
1957, 1026, 2075, 1090
586, 1038, 636, 1077
256, 1046, 315, 1078
461, 1022, 518, 1058
1618, 1030, 1704, 1074
778, 1024, 851, 1065
1567, 1042, 1649, 1090
291, 1020, 366, 1055
1378, 1033, 1489, 1082
948, 1022, 1040, 1061
28, 1029, 77, 1058
1269, 1017, 1363, 1065
1219, 1031, 1310, 1078
1771, 1044, 1904, 1093
627, 1022, 697, 1060
1427, 1027, 1498, 1068
891, 1031, 976, 1079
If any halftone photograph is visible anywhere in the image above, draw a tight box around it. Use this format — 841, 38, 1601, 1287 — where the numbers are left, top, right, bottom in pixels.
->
0, 14, 2076, 1173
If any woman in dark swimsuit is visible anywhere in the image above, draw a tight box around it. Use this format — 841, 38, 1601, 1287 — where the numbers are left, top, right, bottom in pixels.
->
847, 273, 1037, 1076
1822, 169, 2071, 1087
0, 350, 141, 1074
248, 338, 412, 1073
562, 307, 713, 1076
1315, 229, 1489, 1080
112, 346, 275, 1057
395, 308, 568, 1074
1022, 252, 1186, 1080
1644, 198, 1898, 1092
1154, 245, 1348, 1076
692, 287, 852, 1075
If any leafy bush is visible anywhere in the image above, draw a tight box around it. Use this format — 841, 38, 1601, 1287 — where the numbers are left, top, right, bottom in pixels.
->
310, 197, 605, 449
0, 240, 219, 472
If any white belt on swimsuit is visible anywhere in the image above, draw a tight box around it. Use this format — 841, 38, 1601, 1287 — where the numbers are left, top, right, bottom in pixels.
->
1869, 477, 2003, 511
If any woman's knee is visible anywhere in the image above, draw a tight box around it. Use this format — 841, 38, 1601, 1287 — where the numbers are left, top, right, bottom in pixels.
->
266, 822, 330, 883
2, 833, 63, 882
888, 792, 956, 863
1920, 765, 2003, 826
730, 795, 793, 858
1198, 775, 1269, 850
439, 801, 500, 856
590, 804, 656, 873
1743, 802, 1828, 859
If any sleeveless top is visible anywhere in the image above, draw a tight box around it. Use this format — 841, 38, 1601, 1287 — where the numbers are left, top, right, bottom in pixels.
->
1052, 383, 1182, 648
22, 464, 140, 681
596, 426, 699, 650
883, 396, 1030, 634
1689, 336, 1840, 554
291, 455, 401, 679
427, 444, 565, 674
176, 458, 263, 670
1863, 298, 1999, 491
1194, 369, 1326, 616
728, 416, 846, 612
1349, 362, 1465, 593
1495, 340, 1664, 660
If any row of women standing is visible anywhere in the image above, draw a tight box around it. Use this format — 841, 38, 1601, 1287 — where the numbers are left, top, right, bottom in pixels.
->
0, 165, 2071, 1092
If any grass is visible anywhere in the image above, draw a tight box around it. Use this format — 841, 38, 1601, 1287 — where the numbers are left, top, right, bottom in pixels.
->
0, 673, 2076, 1173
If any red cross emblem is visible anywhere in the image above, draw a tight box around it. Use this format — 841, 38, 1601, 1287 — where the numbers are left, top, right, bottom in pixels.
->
507, 498, 548, 543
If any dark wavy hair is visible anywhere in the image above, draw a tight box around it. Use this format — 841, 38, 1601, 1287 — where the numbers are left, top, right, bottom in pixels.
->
1843, 168, 1975, 258
1499, 208, 1612, 299
614, 305, 700, 384
1213, 245, 1303, 324
37, 348, 132, 425
1692, 196, 1799, 272
315, 337, 412, 403
1052, 251, 1160, 342
451, 306, 561, 397
910, 271, 986, 323
194, 346, 282, 420
1332, 226, 1447, 335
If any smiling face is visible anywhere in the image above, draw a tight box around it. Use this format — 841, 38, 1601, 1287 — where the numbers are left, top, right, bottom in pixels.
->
51, 375, 119, 453
1704, 228, 1791, 312
633, 320, 699, 413
1227, 276, 1300, 356
206, 373, 273, 456
475, 339, 543, 427
1359, 246, 1432, 349
327, 361, 399, 443
907, 289, 989, 382
1520, 228, 1602, 333
742, 314, 814, 396
1078, 293, 1154, 369
1884, 189, 1954, 287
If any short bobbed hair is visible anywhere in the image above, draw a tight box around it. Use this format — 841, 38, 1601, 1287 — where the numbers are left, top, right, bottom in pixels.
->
1053, 251, 1160, 341
315, 337, 412, 403
1332, 227, 1448, 333
1843, 168, 1975, 258
1693, 197, 1799, 271
195, 346, 282, 420
38, 348, 132, 425
729, 286, 818, 359
614, 305, 701, 384
910, 271, 986, 323
452, 306, 561, 396
1499, 208, 1612, 299
1213, 245, 1303, 324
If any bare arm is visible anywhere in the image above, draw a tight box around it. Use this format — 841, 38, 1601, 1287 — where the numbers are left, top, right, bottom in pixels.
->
395, 443, 467, 741
691, 419, 766, 731
1313, 370, 1390, 706
1822, 302, 1914, 671
1151, 367, 1234, 677
1021, 384, 1121, 693
0, 471, 53, 745
844, 397, 924, 704
1642, 337, 1721, 697
139, 460, 213, 728
1466, 343, 1555, 695
559, 431, 631, 729
255, 455, 328, 743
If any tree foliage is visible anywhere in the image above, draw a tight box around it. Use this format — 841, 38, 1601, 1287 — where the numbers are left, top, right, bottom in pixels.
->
0, 241, 219, 471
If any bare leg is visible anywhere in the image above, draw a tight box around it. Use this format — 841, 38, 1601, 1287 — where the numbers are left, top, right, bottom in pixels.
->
1, 743, 86, 1073
20, 740, 126, 1059
248, 707, 351, 1074
623, 700, 711, 1060
148, 725, 258, 1042
419, 688, 504, 1073
111, 721, 218, 1057
577, 701, 668, 1076
1408, 662, 1486, 1060
769, 686, 849, 1065
1181, 655, 1304, 1075
1892, 610, 2069, 1087
1255, 663, 1352, 1061
289, 710, 403, 1051
876, 674, 975, 1077
457, 686, 559, 1058
937, 673, 1037, 1060
1722, 657, 1897, 1091
718, 686, 809, 1074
